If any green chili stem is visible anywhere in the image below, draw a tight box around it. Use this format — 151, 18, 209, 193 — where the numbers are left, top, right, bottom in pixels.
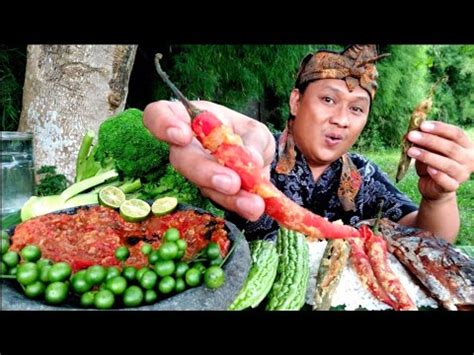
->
154, 53, 201, 118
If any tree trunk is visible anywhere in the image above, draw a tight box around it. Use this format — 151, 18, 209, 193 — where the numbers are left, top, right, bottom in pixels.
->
18, 45, 137, 182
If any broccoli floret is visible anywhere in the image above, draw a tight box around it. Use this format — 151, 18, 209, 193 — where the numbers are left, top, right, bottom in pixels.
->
73, 109, 222, 216
95, 108, 169, 180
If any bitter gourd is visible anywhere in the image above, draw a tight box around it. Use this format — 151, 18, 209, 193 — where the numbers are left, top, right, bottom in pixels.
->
266, 227, 309, 311
229, 240, 279, 310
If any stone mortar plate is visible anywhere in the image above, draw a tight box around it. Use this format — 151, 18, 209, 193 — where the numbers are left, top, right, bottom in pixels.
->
1, 204, 251, 311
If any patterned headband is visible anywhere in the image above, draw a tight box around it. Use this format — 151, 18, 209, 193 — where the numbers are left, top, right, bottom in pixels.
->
295, 44, 390, 100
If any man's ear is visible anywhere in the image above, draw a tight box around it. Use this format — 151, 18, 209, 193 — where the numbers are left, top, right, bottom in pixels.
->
289, 89, 301, 117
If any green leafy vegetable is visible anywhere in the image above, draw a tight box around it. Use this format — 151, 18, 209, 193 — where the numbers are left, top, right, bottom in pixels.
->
35, 166, 68, 196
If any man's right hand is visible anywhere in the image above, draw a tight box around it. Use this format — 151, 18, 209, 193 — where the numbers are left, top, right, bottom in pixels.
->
143, 100, 276, 221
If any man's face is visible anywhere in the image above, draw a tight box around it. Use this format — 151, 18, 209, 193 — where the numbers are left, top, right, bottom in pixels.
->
290, 79, 370, 166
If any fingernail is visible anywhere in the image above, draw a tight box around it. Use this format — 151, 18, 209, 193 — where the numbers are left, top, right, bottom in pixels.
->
421, 122, 435, 131
428, 167, 438, 175
236, 197, 257, 220
408, 147, 420, 157
166, 127, 185, 145
409, 131, 422, 141
211, 174, 233, 194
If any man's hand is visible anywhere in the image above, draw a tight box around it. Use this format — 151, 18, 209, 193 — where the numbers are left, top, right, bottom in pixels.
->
407, 121, 474, 201
143, 100, 275, 221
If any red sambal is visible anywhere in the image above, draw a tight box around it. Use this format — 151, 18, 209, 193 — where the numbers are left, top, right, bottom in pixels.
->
10, 206, 231, 272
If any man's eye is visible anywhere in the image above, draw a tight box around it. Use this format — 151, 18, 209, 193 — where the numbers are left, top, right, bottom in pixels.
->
352, 106, 364, 113
322, 96, 334, 104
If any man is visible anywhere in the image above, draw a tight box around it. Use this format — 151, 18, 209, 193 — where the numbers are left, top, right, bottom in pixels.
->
143, 45, 474, 243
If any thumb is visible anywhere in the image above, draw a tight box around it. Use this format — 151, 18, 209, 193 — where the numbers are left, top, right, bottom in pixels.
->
246, 146, 265, 169
246, 145, 271, 181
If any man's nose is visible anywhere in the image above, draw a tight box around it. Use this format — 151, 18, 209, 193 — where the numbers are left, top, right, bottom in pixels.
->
329, 105, 350, 127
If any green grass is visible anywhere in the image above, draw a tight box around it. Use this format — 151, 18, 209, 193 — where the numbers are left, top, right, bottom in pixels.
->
356, 127, 474, 246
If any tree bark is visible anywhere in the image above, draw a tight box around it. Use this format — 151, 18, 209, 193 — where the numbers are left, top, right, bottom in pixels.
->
18, 45, 137, 181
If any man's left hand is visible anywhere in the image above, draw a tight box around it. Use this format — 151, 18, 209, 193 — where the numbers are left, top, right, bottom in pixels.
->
407, 121, 474, 201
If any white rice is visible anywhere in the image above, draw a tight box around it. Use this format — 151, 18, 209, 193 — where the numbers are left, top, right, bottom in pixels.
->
304, 240, 328, 304
305, 240, 439, 310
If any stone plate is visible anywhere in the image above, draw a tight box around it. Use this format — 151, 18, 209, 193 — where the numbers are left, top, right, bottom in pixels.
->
1, 204, 251, 310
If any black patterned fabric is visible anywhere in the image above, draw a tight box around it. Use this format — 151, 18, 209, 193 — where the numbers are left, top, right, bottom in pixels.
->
225, 134, 418, 241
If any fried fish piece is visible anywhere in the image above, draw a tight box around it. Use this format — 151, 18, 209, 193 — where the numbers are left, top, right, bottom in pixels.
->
396, 76, 447, 183
313, 239, 350, 310
378, 218, 474, 311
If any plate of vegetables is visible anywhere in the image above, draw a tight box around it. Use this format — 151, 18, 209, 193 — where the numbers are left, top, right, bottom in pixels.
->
1, 198, 250, 310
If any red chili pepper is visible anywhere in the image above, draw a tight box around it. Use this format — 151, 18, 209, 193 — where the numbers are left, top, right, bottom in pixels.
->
348, 237, 397, 308
155, 55, 360, 240
361, 225, 417, 310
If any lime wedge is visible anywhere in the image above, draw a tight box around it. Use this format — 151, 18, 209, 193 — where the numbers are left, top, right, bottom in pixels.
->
119, 199, 151, 222
151, 197, 178, 216
98, 186, 126, 209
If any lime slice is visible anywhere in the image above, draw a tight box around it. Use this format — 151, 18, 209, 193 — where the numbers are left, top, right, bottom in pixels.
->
151, 197, 178, 216
98, 186, 126, 209
120, 199, 151, 222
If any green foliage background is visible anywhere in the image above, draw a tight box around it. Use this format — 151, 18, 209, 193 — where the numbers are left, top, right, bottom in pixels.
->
152, 44, 473, 146
0, 45, 26, 131
153, 44, 344, 130
2, 44, 472, 145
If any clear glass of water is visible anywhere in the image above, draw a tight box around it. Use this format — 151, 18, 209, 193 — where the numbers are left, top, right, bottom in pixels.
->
1, 132, 35, 218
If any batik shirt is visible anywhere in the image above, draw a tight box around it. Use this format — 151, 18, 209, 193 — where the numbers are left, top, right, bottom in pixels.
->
225, 134, 418, 241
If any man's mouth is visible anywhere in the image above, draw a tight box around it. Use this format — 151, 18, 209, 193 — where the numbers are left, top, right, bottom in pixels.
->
324, 133, 343, 146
